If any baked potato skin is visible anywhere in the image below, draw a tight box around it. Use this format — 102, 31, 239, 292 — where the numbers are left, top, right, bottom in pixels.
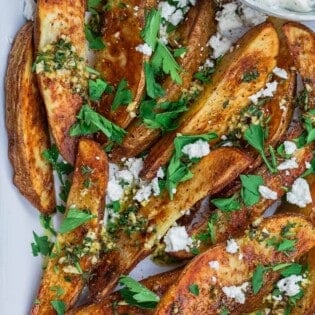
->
94, 0, 156, 128
5, 22, 55, 214
31, 139, 108, 314
69, 268, 181, 315
110, 0, 216, 160
155, 214, 315, 315
88, 148, 253, 299
34, 0, 86, 164
142, 22, 280, 180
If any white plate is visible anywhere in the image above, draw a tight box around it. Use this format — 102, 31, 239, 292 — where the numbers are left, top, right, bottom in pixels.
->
0, 2, 315, 315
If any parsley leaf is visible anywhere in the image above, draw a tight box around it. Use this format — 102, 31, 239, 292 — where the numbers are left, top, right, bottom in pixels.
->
189, 284, 199, 296
119, 276, 160, 309
111, 79, 133, 111
174, 47, 187, 58
51, 300, 66, 315
144, 62, 165, 99
39, 214, 57, 236
59, 208, 96, 234
88, 0, 102, 14
252, 264, 265, 294
277, 239, 296, 253
70, 104, 127, 143
240, 174, 263, 206
244, 124, 276, 173
31, 232, 54, 257
50, 286, 65, 297
279, 263, 303, 277
211, 195, 241, 212
151, 41, 182, 84
89, 78, 112, 101
242, 69, 259, 83
84, 25, 105, 50
141, 8, 161, 50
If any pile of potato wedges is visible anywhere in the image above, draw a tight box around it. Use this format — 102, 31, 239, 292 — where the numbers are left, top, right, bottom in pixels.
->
5, 0, 315, 314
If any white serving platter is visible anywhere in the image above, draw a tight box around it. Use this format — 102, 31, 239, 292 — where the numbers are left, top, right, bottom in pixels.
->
0, 2, 314, 314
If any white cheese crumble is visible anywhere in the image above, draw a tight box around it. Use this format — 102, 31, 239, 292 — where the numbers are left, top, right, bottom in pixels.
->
306, 161, 312, 169
273, 67, 288, 80
226, 239, 239, 254
135, 43, 152, 56
164, 226, 193, 252
277, 157, 298, 171
287, 178, 312, 208
283, 141, 297, 155
107, 179, 124, 202
209, 260, 220, 270
181, 140, 210, 160
249, 81, 278, 105
277, 275, 303, 297
208, 33, 232, 59
222, 282, 249, 304
258, 185, 278, 200
23, 0, 36, 21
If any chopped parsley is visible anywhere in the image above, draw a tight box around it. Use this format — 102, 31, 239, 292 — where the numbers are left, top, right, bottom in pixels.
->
197, 212, 218, 245
242, 69, 259, 83
85, 25, 106, 50
211, 195, 241, 212
240, 174, 263, 207
70, 104, 127, 143
173, 47, 187, 58
141, 8, 161, 50
89, 78, 112, 101
144, 62, 165, 99
51, 300, 66, 315
39, 214, 57, 236
31, 232, 54, 257
59, 208, 96, 234
50, 286, 64, 297
118, 276, 160, 309
111, 79, 133, 111
188, 284, 199, 296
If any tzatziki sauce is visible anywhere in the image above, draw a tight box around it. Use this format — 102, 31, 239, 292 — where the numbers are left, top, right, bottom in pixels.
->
255, 0, 315, 12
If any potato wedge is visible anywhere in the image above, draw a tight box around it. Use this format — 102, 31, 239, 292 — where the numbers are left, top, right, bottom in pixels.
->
283, 22, 315, 109
141, 22, 279, 179
34, 0, 87, 163
171, 145, 313, 260
70, 268, 182, 315
88, 148, 253, 299
155, 214, 315, 314
31, 139, 108, 314
5, 22, 55, 214
110, 0, 216, 160
94, 0, 156, 128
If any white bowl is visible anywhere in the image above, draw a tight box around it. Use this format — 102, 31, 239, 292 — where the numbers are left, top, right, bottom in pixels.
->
240, 0, 315, 21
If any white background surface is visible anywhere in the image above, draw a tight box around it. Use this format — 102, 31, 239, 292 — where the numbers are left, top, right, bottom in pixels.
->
0, 1, 315, 315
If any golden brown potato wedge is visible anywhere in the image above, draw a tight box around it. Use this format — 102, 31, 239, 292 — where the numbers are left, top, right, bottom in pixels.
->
88, 148, 253, 299
110, 0, 216, 160
69, 268, 182, 315
31, 139, 108, 314
171, 145, 313, 260
141, 22, 279, 180
34, 0, 87, 164
5, 22, 55, 214
155, 214, 315, 314
283, 22, 315, 109
94, 0, 156, 128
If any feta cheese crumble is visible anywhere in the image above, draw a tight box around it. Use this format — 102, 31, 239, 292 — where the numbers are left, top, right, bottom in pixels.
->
164, 226, 193, 252
277, 157, 298, 171
277, 275, 303, 297
135, 43, 153, 56
23, 0, 36, 21
182, 140, 210, 159
222, 282, 249, 304
226, 238, 239, 254
287, 178, 312, 208
283, 141, 297, 155
258, 185, 278, 200
249, 81, 278, 105
209, 260, 220, 270
272, 67, 288, 80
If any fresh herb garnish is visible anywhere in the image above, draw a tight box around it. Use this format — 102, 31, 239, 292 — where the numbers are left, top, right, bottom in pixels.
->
89, 78, 112, 101
51, 300, 66, 315
211, 195, 241, 212
31, 232, 54, 257
252, 264, 265, 294
70, 104, 127, 143
240, 174, 263, 206
144, 62, 165, 99
59, 208, 96, 234
85, 25, 106, 50
242, 69, 259, 83
174, 47, 187, 58
39, 214, 57, 236
111, 79, 133, 110
118, 275, 160, 309
277, 239, 296, 253
188, 284, 199, 296
141, 8, 161, 50
50, 286, 65, 297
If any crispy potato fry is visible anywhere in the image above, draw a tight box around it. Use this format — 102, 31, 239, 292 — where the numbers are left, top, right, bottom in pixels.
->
94, 0, 156, 128
155, 214, 315, 314
88, 148, 253, 299
283, 22, 315, 109
171, 145, 313, 260
110, 0, 216, 160
69, 268, 182, 315
141, 22, 279, 180
5, 22, 55, 214
31, 139, 108, 314
34, 0, 87, 163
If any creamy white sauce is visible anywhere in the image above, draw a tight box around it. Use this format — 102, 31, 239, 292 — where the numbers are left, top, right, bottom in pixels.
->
256, 0, 315, 12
